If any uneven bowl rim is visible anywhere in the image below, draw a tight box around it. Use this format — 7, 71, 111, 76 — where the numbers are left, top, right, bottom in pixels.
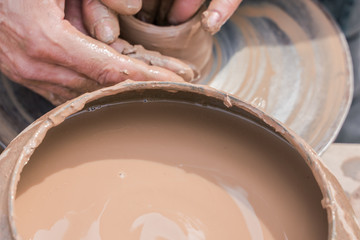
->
4, 81, 359, 239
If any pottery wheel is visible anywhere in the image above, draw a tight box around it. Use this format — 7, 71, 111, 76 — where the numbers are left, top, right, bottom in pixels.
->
0, 0, 352, 154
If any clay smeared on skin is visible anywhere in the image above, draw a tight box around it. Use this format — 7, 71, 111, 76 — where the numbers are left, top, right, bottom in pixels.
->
110, 39, 194, 82
119, 7, 213, 82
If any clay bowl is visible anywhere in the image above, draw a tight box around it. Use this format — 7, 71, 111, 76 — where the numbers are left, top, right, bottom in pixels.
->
118, 6, 213, 82
0, 81, 359, 239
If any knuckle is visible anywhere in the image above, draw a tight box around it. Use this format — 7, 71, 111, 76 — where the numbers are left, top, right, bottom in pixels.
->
14, 60, 37, 80
84, 0, 109, 18
96, 64, 125, 85
26, 43, 46, 59
24, 25, 59, 60
87, 0, 105, 10
25, 32, 55, 60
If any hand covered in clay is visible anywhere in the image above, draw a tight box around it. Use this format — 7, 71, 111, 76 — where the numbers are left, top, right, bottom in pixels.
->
92, 0, 242, 35
169, 0, 243, 34
0, 0, 193, 105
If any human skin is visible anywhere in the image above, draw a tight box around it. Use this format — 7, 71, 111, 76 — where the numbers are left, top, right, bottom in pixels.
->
88, 0, 243, 40
0, 0, 193, 105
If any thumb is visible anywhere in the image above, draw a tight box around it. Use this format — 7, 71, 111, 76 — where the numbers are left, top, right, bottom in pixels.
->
202, 0, 242, 34
100, 0, 142, 15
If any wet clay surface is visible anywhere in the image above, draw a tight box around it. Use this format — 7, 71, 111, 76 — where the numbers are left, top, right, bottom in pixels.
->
0, 0, 353, 160
322, 144, 360, 223
119, 8, 213, 82
119, 0, 352, 154
14, 101, 328, 240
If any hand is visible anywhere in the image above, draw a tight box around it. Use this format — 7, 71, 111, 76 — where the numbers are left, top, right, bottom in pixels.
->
168, 0, 243, 34
0, 0, 193, 105
91, 0, 242, 38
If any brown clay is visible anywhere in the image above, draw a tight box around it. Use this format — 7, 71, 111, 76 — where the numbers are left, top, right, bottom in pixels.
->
119, 8, 213, 82
15, 101, 327, 239
0, 82, 358, 240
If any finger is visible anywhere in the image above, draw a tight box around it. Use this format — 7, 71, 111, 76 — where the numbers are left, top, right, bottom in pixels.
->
33, 64, 101, 93
65, 0, 88, 34
167, 0, 204, 25
202, 0, 242, 34
12, 53, 101, 92
82, 0, 120, 44
110, 38, 194, 81
100, 0, 142, 15
46, 21, 186, 84
136, 0, 159, 23
18, 60, 102, 104
156, 0, 174, 26
57, 0, 66, 11
4, 63, 77, 105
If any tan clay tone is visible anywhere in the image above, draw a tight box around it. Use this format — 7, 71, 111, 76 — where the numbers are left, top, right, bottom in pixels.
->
1, 82, 358, 239
15, 100, 328, 240
119, 8, 213, 82
111, 39, 195, 82
119, 0, 352, 154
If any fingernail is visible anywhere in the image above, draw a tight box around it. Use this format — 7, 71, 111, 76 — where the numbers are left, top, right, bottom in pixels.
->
95, 23, 115, 44
127, 0, 141, 10
201, 10, 221, 34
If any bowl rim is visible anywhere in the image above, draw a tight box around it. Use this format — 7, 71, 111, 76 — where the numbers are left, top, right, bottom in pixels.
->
3, 81, 360, 239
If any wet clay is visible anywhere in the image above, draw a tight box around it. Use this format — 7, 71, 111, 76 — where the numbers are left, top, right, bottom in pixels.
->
119, 8, 213, 81
117, 0, 352, 154
201, 1, 352, 153
14, 100, 328, 239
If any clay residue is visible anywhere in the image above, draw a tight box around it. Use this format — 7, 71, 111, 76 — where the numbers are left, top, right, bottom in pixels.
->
119, 7, 213, 82
350, 187, 360, 222
201, 0, 352, 154
110, 39, 194, 82
0, 81, 358, 240
341, 157, 360, 181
